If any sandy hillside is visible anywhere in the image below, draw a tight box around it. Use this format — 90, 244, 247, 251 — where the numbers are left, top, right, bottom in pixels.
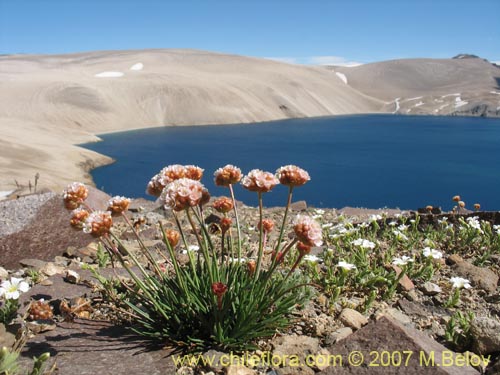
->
1, 50, 499, 196
333, 57, 500, 116
0, 49, 384, 194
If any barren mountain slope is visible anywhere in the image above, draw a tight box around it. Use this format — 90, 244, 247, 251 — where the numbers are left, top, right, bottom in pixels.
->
334, 57, 500, 116
0, 49, 383, 193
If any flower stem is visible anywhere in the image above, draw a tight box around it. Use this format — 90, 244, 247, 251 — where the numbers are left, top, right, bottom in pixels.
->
255, 192, 264, 278
229, 184, 242, 259
276, 186, 294, 252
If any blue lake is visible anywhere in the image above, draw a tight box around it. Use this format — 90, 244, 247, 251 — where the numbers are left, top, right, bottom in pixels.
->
82, 115, 500, 210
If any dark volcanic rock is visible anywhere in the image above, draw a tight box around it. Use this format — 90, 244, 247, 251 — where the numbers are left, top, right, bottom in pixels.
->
319, 316, 479, 374
19, 319, 176, 375
0, 188, 111, 269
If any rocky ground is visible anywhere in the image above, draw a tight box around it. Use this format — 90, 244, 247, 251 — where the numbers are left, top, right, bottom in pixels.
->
1, 189, 499, 375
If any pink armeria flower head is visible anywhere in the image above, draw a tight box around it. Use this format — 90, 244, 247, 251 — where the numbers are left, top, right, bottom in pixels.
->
159, 164, 186, 186
213, 197, 234, 213
293, 214, 323, 247
241, 169, 279, 193
63, 182, 89, 210
83, 210, 113, 237
146, 173, 164, 197
276, 165, 310, 187
147, 165, 195, 197
214, 165, 242, 186
184, 165, 204, 181
160, 178, 205, 211
70, 207, 90, 228
107, 196, 130, 214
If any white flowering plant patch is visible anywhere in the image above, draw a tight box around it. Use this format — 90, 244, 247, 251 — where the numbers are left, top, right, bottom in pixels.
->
0, 277, 30, 325
64, 164, 320, 351
307, 208, 500, 312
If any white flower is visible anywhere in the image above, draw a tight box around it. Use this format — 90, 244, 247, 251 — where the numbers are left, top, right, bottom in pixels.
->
410, 219, 416, 224
303, 255, 322, 263
438, 217, 448, 225
358, 222, 369, 229
397, 224, 409, 231
494, 225, 500, 235
392, 230, 408, 241
466, 216, 483, 233
351, 239, 376, 249
181, 245, 200, 254
338, 261, 357, 271
422, 247, 443, 259
322, 223, 334, 229
312, 215, 323, 220
369, 214, 382, 222
229, 257, 246, 263
388, 221, 397, 227
314, 209, 325, 215
450, 277, 471, 289
0, 277, 30, 300
392, 256, 413, 266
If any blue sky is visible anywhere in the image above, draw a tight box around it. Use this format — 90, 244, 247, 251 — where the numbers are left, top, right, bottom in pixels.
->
1, 0, 499, 64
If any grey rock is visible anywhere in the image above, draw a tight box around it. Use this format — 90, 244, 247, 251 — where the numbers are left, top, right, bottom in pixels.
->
290, 201, 307, 211
339, 308, 368, 330
421, 282, 442, 296
324, 327, 353, 346
0, 266, 8, 279
0, 323, 16, 348
226, 365, 258, 375
272, 334, 320, 366
376, 307, 412, 326
41, 262, 65, 276
471, 317, 500, 355
397, 299, 430, 318
176, 367, 194, 375
19, 258, 47, 270
448, 255, 498, 293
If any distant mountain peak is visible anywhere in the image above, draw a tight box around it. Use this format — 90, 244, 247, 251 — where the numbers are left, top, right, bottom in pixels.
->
452, 53, 480, 59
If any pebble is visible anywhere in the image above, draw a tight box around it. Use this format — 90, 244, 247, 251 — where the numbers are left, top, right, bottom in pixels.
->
339, 308, 368, 330
420, 281, 442, 296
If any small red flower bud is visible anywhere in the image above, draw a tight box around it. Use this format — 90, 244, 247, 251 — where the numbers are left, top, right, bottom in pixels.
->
297, 242, 312, 256
258, 219, 274, 233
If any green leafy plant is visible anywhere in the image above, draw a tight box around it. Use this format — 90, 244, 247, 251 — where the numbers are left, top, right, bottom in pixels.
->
444, 311, 474, 351
95, 243, 110, 268
24, 270, 42, 285
64, 165, 319, 351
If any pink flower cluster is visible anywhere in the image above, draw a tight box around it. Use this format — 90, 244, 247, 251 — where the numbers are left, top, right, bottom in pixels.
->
293, 215, 323, 247
147, 165, 204, 197
276, 165, 310, 187
83, 210, 113, 237
241, 169, 279, 193
214, 165, 242, 186
63, 182, 89, 209
160, 178, 206, 211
